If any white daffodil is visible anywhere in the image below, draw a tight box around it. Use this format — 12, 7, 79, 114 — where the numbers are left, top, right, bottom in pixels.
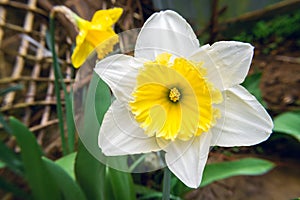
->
94, 10, 273, 188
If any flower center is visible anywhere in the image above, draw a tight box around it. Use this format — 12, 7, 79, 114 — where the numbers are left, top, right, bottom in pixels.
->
169, 87, 180, 102
130, 53, 223, 141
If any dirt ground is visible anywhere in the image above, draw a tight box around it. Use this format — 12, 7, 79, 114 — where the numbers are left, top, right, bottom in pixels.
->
186, 157, 300, 200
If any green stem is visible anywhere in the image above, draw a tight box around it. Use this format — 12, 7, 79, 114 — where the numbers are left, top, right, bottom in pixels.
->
49, 16, 68, 155
162, 167, 171, 200
128, 155, 146, 172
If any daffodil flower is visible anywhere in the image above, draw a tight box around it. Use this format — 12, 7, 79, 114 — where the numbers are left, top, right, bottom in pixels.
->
94, 10, 273, 188
71, 8, 123, 68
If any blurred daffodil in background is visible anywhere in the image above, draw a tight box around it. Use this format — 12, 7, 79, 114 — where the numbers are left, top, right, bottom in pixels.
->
52, 6, 123, 68
94, 10, 273, 188
72, 8, 123, 68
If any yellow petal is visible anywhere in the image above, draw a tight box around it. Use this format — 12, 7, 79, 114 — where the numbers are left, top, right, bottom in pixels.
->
130, 61, 200, 141
71, 38, 94, 68
130, 53, 223, 141
91, 8, 123, 27
85, 29, 115, 48
130, 83, 182, 141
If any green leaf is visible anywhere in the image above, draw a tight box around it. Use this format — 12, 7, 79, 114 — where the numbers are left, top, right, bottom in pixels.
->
94, 74, 112, 127
65, 90, 76, 153
55, 152, 77, 180
242, 73, 267, 107
42, 157, 86, 200
135, 185, 181, 200
273, 111, 300, 141
74, 72, 112, 200
75, 141, 110, 200
171, 175, 192, 197
200, 157, 274, 187
108, 167, 136, 200
0, 140, 23, 174
134, 184, 158, 195
49, 16, 76, 155
0, 84, 23, 96
75, 72, 136, 199
139, 193, 181, 200
0, 175, 31, 199
0, 112, 12, 134
0, 161, 5, 168
9, 117, 61, 200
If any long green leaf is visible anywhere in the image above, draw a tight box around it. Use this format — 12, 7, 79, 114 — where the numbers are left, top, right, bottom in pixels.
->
75, 141, 109, 200
0, 140, 23, 175
0, 113, 12, 134
49, 16, 76, 154
48, 17, 75, 153
9, 117, 61, 200
273, 111, 300, 141
74, 72, 111, 200
48, 17, 68, 155
55, 152, 77, 180
0, 175, 31, 199
108, 167, 136, 200
200, 157, 274, 187
42, 157, 86, 200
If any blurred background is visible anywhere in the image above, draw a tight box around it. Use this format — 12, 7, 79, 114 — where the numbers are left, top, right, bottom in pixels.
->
0, 0, 299, 199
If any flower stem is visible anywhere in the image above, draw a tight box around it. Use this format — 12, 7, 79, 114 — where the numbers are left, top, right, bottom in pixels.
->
49, 16, 68, 155
162, 167, 171, 200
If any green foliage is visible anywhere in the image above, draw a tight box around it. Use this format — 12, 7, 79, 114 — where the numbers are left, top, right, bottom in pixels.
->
75, 73, 136, 200
0, 140, 23, 175
42, 157, 86, 200
108, 167, 136, 200
75, 141, 109, 200
9, 117, 61, 200
55, 152, 77, 180
48, 17, 75, 155
135, 184, 182, 200
234, 11, 300, 53
0, 175, 31, 199
200, 157, 274, 187
75, 141, 136, 200
236, 11, 300, 42
0, 109, 23, 175
273, 111, 300, 141
0, 161, 5, 168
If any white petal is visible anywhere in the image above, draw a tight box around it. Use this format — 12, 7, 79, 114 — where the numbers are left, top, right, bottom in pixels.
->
211, 85, 273, 147
165, 133, 211, 188
207, 41, 254, 89
191, 41, 254, 90
94, 54, 145, 103
99, 100, 160, 156
135, 10, 199, 60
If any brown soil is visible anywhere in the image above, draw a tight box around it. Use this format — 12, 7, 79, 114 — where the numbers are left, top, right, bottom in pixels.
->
255, 41, 300, 112
186, 158, 300, 200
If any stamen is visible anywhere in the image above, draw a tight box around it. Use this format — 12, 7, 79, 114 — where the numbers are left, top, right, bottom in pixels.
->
169, 87, 181, 102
